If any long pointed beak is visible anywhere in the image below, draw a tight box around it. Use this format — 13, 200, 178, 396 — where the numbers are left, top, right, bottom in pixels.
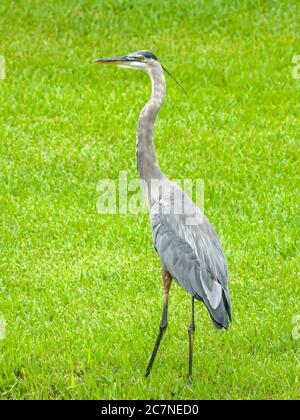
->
95, 56, 132, 65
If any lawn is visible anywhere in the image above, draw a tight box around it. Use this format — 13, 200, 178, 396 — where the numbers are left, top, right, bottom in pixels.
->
0, 0, 299, 400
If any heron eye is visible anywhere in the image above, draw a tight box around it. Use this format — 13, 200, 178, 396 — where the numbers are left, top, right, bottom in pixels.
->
138, 55, 145, 61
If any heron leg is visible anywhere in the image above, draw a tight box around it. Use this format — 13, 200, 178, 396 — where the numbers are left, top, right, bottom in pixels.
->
187, 296, 195, 385
145, 269, 172, 378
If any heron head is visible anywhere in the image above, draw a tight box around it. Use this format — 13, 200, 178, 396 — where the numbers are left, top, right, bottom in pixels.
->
95, 50, 160, 72
96, 50, 185, 91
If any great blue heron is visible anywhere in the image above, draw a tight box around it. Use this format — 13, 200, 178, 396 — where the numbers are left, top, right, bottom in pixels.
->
96, 50, 232, 383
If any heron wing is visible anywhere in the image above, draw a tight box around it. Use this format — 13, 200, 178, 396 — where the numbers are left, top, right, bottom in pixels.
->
150, 184, 231, 329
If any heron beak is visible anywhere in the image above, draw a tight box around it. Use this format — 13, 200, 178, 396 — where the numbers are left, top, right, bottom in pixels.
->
95, 56, 132, 65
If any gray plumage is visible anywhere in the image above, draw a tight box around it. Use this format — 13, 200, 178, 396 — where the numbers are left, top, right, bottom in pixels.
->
135, 51, 231, 329
151, 190, 232, 329
96, 50, 231, 381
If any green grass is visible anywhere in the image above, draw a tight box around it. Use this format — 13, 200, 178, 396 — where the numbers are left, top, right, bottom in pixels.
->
0, 0, 299, 400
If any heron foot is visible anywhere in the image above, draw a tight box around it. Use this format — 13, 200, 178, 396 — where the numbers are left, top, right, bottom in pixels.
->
186, 376, 193, 387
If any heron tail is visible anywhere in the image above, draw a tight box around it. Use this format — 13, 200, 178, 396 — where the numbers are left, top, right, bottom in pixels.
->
196, 289, 232, 330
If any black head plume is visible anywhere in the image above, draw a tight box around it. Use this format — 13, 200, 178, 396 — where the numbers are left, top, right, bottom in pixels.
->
162, 65, 186, 94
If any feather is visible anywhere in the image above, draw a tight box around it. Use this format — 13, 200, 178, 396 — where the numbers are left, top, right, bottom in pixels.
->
150, 182, 232, 329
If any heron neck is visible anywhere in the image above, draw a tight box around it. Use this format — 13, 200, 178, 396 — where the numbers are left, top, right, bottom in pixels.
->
136, 65, 166, 184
